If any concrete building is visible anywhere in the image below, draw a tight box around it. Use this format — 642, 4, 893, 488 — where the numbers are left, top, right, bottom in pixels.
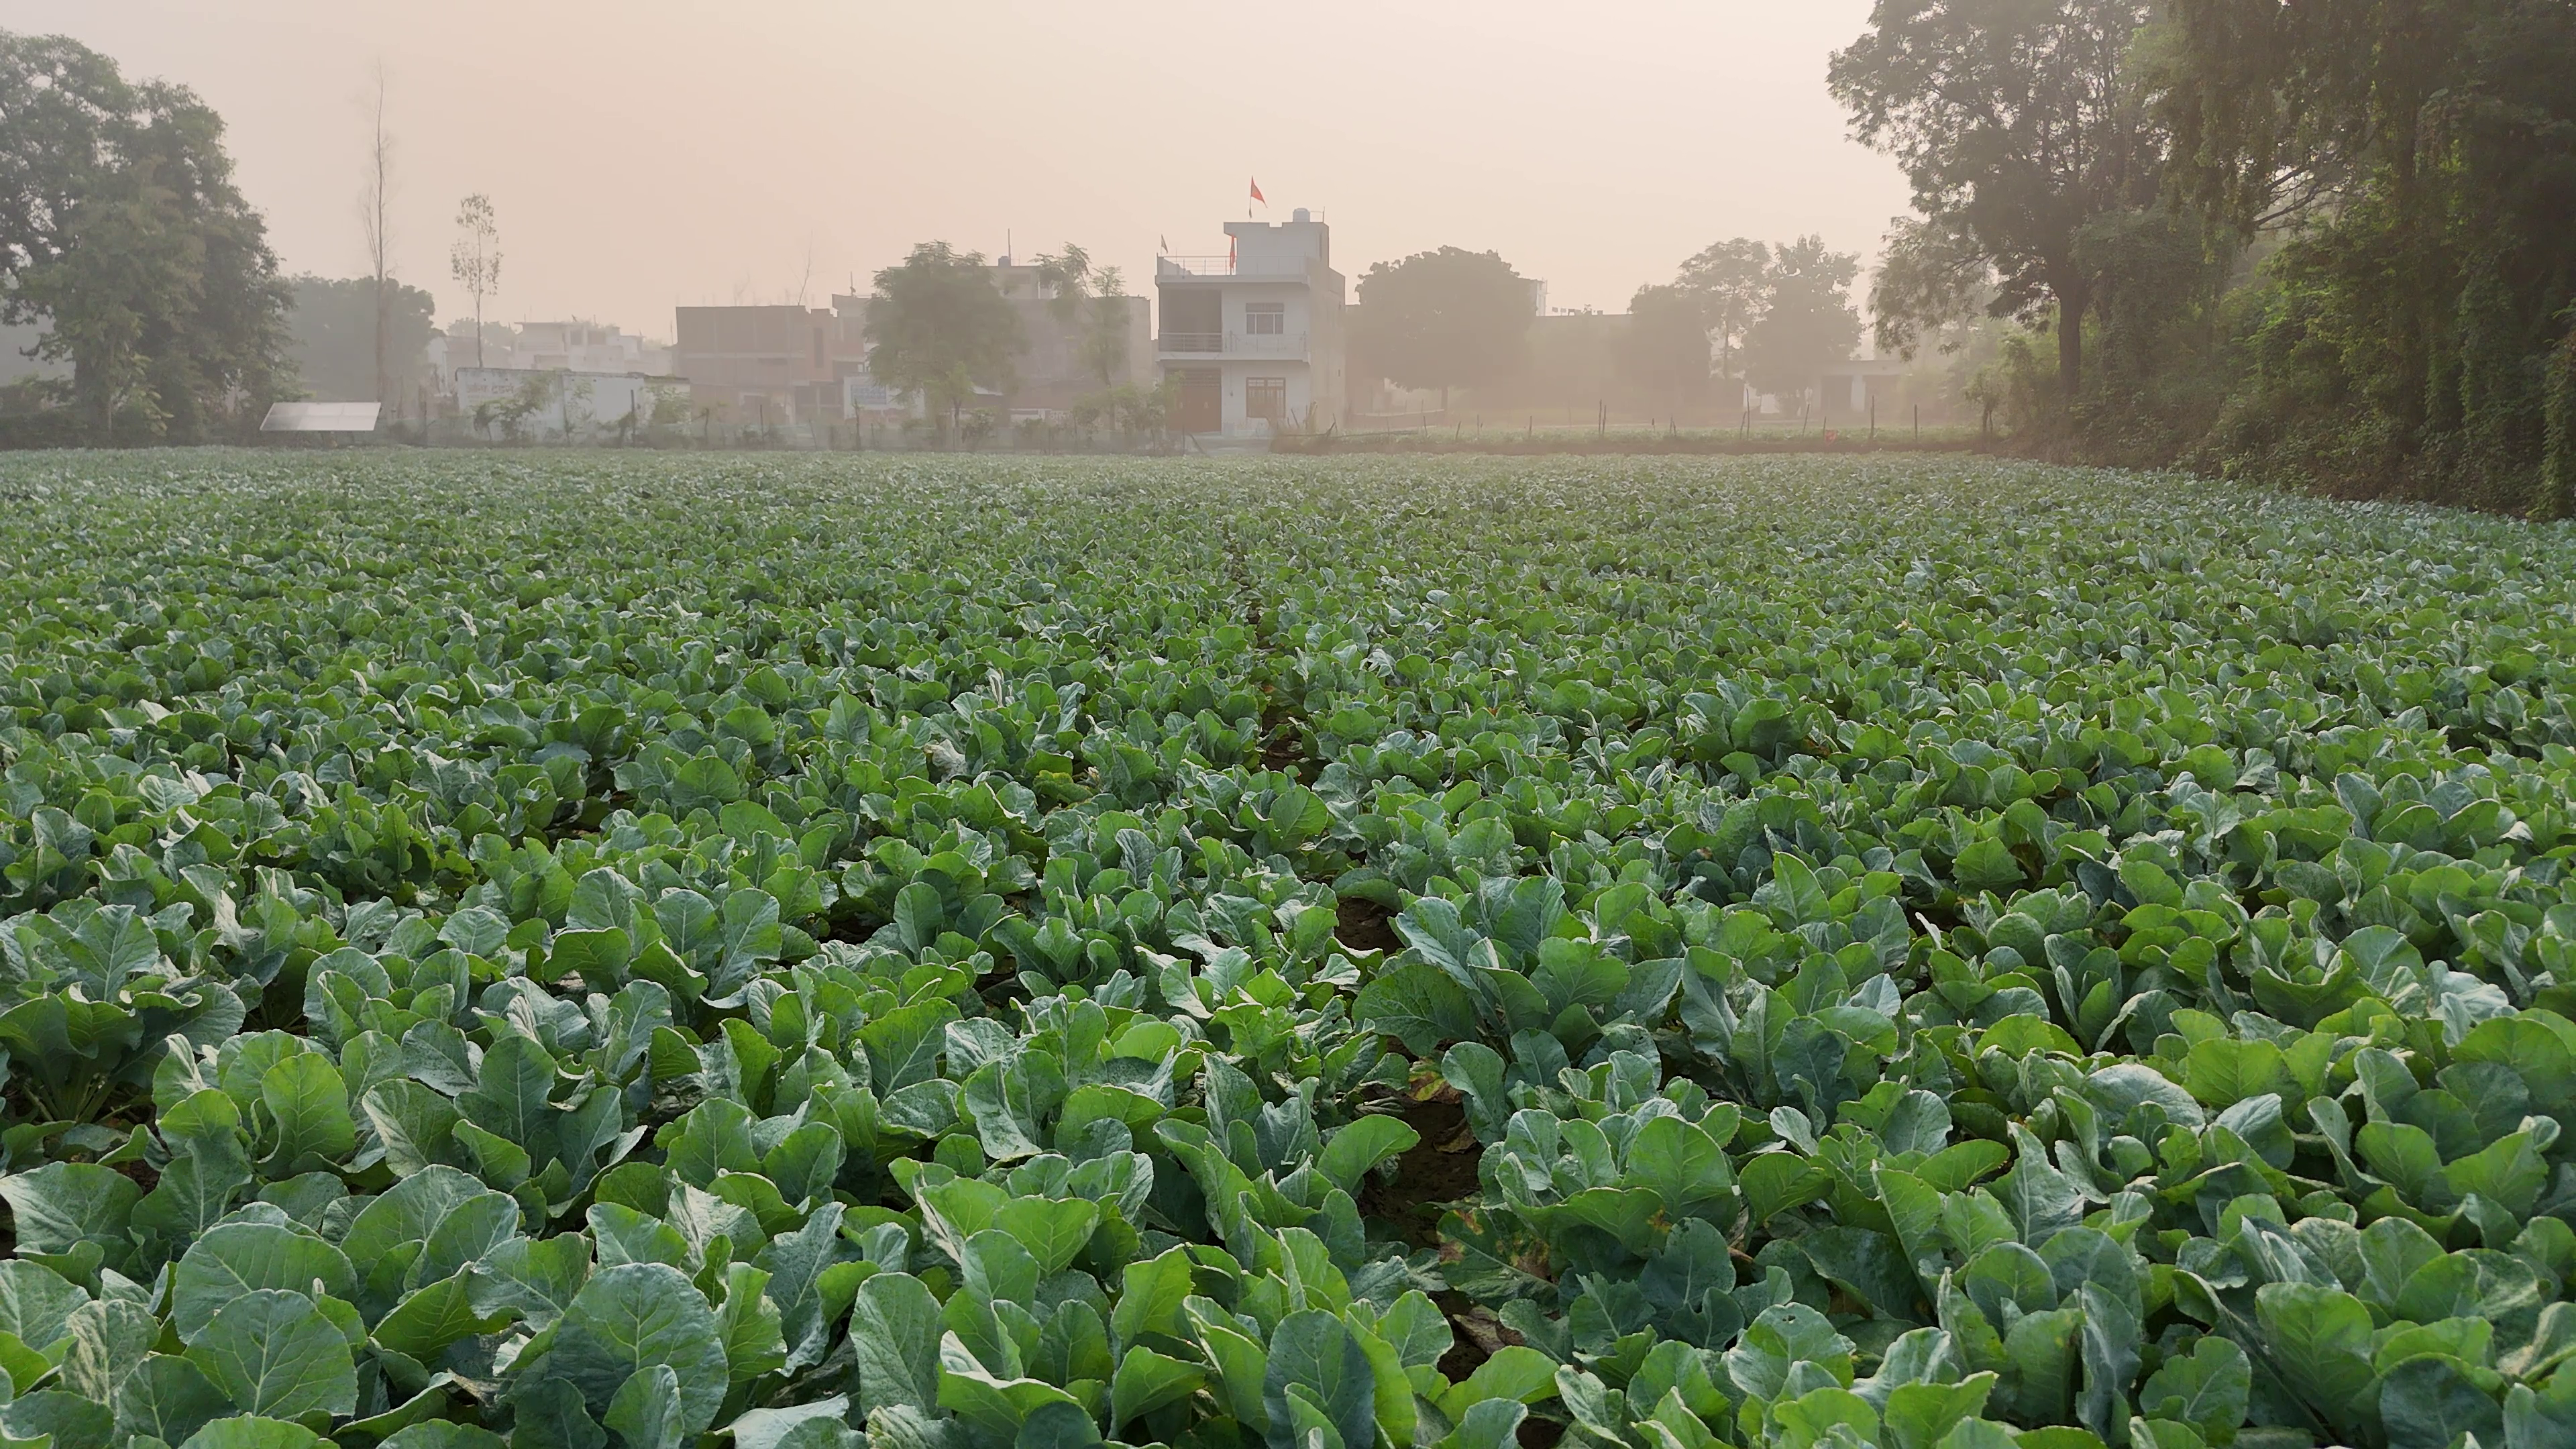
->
674, 272, 1150, 426
1814, 358, 1912, 421
672, 303, 867, 425
513, 321, 671, 377
1157, 212, 1345, 437
455, 367, 688, 439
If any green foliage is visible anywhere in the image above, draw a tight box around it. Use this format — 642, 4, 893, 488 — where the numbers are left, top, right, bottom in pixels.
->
3, 451, 2576, 1449
283, 276, 438, 406
1838, 0, 2576, 507
1353, 248, 1534, 405
866, 244, 1026, 437
1742, 237, 1864, 409
0, 28, 293, 445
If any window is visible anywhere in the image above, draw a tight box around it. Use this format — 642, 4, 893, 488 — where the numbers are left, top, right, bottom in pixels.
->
1246, 377, 1288, 423
1244, 302, 1285, 335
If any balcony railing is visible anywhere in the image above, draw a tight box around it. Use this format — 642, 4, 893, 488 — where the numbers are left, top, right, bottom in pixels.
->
1157, 255, 1314, 279
1227, 329, 1307, 358
1155, 331, 1309, 358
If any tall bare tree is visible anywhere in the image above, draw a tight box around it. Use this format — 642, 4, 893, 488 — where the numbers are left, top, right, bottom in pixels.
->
449, 194, 500, 368
358, 62, 394, 410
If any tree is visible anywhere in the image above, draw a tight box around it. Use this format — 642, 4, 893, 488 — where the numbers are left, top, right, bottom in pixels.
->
1616, 284, 1712, 420
358, 64, 395, 409
1676, 238, 1771, 395
17, 158, 198, 441
1829, 1, 2163, 398
1352, 246, 1532, 413
284, 274, 435, 402
865, 241, 1024, 439
0, 29, 292, 442
1743, 236, 1862, 408
1034, 243, 1138, 402
2163, 0, 2576, 506
449, 194, 500, 367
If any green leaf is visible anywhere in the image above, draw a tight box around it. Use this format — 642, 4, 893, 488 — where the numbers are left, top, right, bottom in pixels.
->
991, 1197, 1099, 1277
714, 1263, 788, 1385
2377, 1354, 2502, 1449
547, 1263, 729, 1434
1739, 1151, 1829, 1224
1354, 963, 1479, 1055
0, 1163, 140, 1265
936, 1334, 1081, 1438
176, 1416, 325, 1449
112, 1354, 230, 1447
1264, 1309, 1377, 1449
458, 1034, 559, 1163
755, 1202, 859, 1374
182, 1288, 359, 1419
373, 1273, 511, 1360
1316, 1115, 1420, 1195
1883, 1373, 1996, 1449
604, 1364, 685, 1449
851, 1272, 944, 1418
2135, 1335, 2249, 1438
1112, 1346, 1208, 1429
172, 1220, 358, 1342
728, 1399, 855, 1449
2253, 1282, 2378, 1440
1110, 1247, 1195, 1346
0, 1260, 87, 1357
1436, 1347, 1560, 1419
380, 1424, 511, 1449
2, 1390, 113, 1449
258, 1052, 358, 1177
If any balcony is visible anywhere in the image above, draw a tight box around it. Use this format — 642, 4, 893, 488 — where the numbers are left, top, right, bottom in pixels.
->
1155, 331, 1309, 360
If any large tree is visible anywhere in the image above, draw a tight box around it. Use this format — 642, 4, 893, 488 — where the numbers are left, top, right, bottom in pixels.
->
286, 274, 437, 405
865, 241, 1024, 437
1034, 242, 1138, 400
0, 29, 292, 441
1351, 246, 1532, 413
1676, 237, 1770, 395
1829, 1, 2163, 398
1615, 284, 1712, 419
1742, 236, 1862, 408
2164, 0, 2576, 510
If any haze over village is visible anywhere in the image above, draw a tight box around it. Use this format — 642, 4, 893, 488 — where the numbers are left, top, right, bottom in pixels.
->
0, 1, 1933, 445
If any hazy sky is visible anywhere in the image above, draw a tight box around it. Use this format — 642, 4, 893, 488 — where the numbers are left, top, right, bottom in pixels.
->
0, 1, 1915, 339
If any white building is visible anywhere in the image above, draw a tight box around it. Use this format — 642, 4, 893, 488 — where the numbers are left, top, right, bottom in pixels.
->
1157, 211, 1346, 438
455, 367, 687, 439
513, 321, 672, 378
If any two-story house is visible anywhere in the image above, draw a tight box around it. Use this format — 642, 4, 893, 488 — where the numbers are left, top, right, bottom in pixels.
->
1157, 211, 1345, 437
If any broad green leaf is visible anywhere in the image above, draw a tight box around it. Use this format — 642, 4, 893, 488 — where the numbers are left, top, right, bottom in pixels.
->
182, 1289, 359, 1419
547, 1263, 729, 1434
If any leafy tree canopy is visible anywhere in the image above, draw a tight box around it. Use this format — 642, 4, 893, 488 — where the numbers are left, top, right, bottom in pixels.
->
865, 241, 1025, 433
0, 28, 291, 442
1743, 236, 1863, 405
1829, 1, 2163, 396
1352, 246, 1532, 405
286, 276, 437, 405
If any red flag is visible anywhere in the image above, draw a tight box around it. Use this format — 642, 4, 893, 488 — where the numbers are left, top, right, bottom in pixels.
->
1250, 177, 1265, 205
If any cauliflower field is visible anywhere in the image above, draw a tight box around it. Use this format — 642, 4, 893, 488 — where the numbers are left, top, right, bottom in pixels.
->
3, 451, 2576, 1449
